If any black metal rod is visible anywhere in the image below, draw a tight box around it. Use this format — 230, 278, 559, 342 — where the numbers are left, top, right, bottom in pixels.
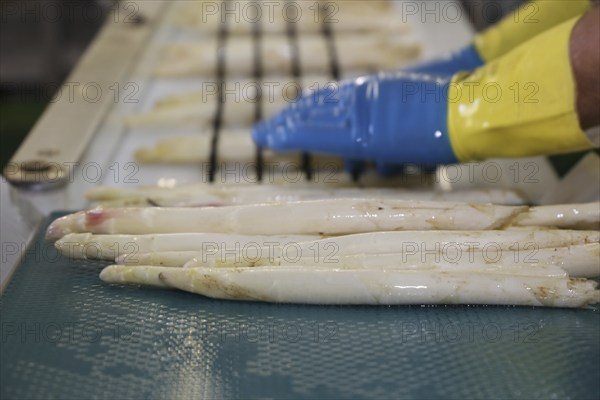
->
321, 2, 353, 181
208, 1, 229, 183
286, 0, 312, 181
252, 13, 264, 182
322, 4, 340, 81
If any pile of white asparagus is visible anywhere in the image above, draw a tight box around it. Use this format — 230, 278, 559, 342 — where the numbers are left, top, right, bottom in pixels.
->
47, 187, 600, 308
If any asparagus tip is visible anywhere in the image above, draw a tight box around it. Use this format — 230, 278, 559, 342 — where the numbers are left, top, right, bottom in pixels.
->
99, 265, 116, 283
46, 216, 69, 241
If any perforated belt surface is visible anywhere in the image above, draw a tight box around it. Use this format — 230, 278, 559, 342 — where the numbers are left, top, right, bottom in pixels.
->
1, 213, 599, 399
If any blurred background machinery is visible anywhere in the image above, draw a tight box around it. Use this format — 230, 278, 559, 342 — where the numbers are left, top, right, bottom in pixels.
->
0, 0, 524, 169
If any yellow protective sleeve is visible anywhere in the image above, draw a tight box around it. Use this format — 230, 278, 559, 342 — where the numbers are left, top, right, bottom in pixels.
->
474, 0, 591, 62
448, 16, 597, 162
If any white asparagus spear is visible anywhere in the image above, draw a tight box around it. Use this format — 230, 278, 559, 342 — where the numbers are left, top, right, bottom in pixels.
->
134, 133, 300, 165
46, 201, 600, 240
133, 132, 342, 171
125, 100, 284, 128
125, 76, 323, 128
154, 34, 420, 77
86, 184, 527, 206
513, 203, 600, 230
151, 75, 329, 108
99, 265, 600, 308
151, 75, 327, 109
46, 200, 527, 240
174, 1, 409, 35
137, 243, 597, 278
101, 261, 569, 291
125, 102, 215, 129
107, 229, 600, 266
134, 134, 230, 164
119, 247, 590, 278
88, 187, 528, 208
54, 232, 320, 260
146, 75, 310, 110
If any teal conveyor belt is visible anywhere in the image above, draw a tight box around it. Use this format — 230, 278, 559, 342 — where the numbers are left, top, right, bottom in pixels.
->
1, 213, 599, 399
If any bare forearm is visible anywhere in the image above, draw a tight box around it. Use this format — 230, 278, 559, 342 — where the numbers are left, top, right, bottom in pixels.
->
571, 7, 600, 129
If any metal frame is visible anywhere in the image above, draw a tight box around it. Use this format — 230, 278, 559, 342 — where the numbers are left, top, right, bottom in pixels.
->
3, 1, 168, 189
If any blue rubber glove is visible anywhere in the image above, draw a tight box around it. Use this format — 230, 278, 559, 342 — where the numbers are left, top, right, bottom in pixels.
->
252, 72, 458, 168
405, 44, 484, 76
371, 44, 484, 175
366, 44, 483, 175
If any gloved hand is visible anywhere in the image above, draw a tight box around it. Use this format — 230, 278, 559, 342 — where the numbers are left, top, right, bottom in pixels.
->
368, 44, 483, 176
337, 0, 593, 176
253, 15, 597, 169
253, 72, 459, 168
410, 0, 592, 76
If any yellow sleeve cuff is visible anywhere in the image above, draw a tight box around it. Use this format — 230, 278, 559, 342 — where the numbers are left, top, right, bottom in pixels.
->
449, 16, 597, 162
474, 0, 591, 62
